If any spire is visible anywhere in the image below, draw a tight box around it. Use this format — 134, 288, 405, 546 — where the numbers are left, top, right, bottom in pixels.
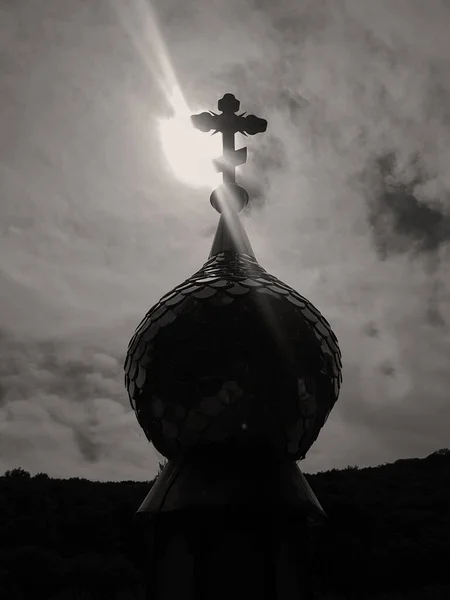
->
191, 94, 267, 257
208, 185, 255, 258
209, 212, 255, 258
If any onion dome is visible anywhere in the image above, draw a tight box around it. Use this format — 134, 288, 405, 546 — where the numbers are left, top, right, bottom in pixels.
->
124, 94, 342, 462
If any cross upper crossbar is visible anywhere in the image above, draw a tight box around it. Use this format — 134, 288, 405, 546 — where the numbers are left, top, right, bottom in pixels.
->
191, 94, 267, 185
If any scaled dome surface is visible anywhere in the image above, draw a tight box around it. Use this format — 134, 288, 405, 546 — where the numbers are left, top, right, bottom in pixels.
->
124, 229, 342, 461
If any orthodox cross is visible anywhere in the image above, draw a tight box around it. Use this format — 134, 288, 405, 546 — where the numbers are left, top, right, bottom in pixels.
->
191, 93, 267, 186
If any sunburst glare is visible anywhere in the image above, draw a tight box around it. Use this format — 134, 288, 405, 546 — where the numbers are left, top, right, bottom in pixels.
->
158, 95, 221, 189
112, 0, 221, 188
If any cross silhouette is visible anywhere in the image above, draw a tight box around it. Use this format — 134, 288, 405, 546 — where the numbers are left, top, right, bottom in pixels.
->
191, 94, 267, 186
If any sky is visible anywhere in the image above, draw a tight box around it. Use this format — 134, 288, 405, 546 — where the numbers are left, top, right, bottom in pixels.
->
0, 0, 449, 482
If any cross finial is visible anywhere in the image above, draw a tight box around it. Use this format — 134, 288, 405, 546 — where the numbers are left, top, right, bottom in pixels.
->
191, 94, 267, 212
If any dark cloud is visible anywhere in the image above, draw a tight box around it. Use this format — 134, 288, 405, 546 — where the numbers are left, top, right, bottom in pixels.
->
379, 360, 396, 378
362, 322, 379, 338
363, 153, 450, 260
427, 303, 446, 328
280, 91, 310, 123
426, 281, 447, 328
251, 134, 286, 175
74, 429, 101, 464
0, 328, 153, 479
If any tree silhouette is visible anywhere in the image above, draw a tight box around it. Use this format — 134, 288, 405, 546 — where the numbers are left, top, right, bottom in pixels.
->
0, 449, 449, 599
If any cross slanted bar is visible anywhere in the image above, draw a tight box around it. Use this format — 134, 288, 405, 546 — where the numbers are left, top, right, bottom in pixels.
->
191, 94, 267, 186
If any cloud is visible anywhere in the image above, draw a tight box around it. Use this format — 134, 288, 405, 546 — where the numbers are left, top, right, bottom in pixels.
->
0, 0, 449, 478
360, 152, 450, 259
0, 329, 158, 480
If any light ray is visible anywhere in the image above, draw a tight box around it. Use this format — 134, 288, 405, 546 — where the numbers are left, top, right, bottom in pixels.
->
112, 0, 220, 188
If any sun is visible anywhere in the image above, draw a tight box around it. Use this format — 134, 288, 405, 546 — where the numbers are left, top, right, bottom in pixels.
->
158, 101, 221, 190
113, 0, 220, 189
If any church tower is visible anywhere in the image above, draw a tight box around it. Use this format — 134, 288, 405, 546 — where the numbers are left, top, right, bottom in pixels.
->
124, 94, 342, 599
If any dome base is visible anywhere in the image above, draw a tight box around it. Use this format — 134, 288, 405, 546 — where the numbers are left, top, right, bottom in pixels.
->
138, 449, 325, 517
135, 452, 322, 599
